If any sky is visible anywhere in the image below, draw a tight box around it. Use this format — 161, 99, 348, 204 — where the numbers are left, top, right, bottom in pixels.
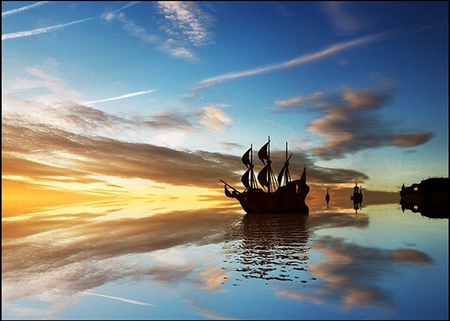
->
2, 1, 449, 209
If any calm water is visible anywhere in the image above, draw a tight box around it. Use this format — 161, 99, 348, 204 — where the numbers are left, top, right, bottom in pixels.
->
2, 201, 448, 320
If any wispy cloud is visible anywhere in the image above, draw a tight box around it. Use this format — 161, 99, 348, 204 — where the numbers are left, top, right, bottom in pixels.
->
157, 1, 214, 47
101, 1, 214, 60
2, 2, 138, 41
2, 17, 94, 41
5, 67, 80, 103
2, 1, 50, 18
276, 86, 434, 160
2, 92, 366, 192
2, 68, 371, 197
3, 1, 214, 59
191, 32, 388, 93
2, 66, 233, 139
111, 1, 140, 13
391, 131, 434, 147
196, 105, 232, 132
83, 90, 156, 106
320, 1, 365, 35
81, 291, 156, 307
276, 92, 325, 107
101, 10, 158, 44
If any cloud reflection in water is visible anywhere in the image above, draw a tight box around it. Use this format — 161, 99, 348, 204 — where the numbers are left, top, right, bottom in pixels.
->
221, 210, 434, 314
2, 201, 242, 318
2, 201, 441, 319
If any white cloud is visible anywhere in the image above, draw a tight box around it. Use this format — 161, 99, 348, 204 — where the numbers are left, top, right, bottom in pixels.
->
2, 1, 50, 18
198, 105, 232, 132
157, 1, 213, 46
83, 90, 156, 106
321, 2, 364, 35
5, 67, 80, 103
192, 32, 388, 93
102, 11, 158, 43
81, 291, 156, 307
3, 1, 138, 41
2, 17, 94, 41
276, 92, 325, 108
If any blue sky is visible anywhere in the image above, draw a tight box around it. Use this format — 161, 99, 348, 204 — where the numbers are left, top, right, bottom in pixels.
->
2, 1, 448, 200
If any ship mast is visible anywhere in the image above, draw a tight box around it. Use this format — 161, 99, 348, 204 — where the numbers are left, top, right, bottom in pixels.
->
277, 141, 293, 187
257, 136, 279, 193
250, 144, 256, 188
268, 136, 271, 192
241, 144, 259, 190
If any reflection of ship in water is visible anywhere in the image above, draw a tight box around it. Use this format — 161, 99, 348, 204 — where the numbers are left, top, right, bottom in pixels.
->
223, 213, 312, 283
325, 188, 330, 208
351, 181, 363, 213
400, 177, 449, 219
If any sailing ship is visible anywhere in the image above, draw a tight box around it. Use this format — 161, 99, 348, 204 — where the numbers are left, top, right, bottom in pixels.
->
350, 180, 363, 212
325, 188, 330, 207
221, 138, 309, 214
351, 181, 363, 203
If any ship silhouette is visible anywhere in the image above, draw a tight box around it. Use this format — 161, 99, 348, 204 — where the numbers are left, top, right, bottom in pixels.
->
221, 137, 309, 214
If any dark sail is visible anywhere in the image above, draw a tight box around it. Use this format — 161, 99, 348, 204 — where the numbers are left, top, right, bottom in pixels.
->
277, 164, 287, 186
257, 165, 270, 189
278, 149, 292, 186
258, 142, 270, 164
224, 185, 234, 198
242, 148, 252, 168
241, 169, 251, 189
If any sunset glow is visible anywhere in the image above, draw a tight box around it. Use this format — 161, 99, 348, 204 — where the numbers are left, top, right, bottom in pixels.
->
2, 2, 448, 320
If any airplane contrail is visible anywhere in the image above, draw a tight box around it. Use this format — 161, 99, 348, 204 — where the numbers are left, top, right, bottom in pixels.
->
191, 32, 389, 92
2, 1, 139, 41
83, 90, 156, 105
81, 291, 156, 307
111, 1, 140, 13
2, 1, 50, 18
2, 17, 94, 41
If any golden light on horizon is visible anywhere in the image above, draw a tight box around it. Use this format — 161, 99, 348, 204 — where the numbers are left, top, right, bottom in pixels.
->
2, 174, 233, 220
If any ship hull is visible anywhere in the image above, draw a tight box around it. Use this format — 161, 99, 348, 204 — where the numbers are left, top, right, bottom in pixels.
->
222, 139, 309, 214
234, 180, 309, 214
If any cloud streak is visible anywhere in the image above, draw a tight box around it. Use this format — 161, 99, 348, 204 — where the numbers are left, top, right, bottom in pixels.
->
2, 17, 94, 41
111, 1, 140, 13
2, 69, 387, 200
83, 90, 156, 105
191, 32, 388, 92
2, 95, 367, 196
2, 2, 138, 41
81, 291, 156, 307
2, 1, 50, 18
101, 10, 158, 45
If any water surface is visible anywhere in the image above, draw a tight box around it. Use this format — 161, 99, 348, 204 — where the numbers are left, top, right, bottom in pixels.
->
2, 201, 448, 320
